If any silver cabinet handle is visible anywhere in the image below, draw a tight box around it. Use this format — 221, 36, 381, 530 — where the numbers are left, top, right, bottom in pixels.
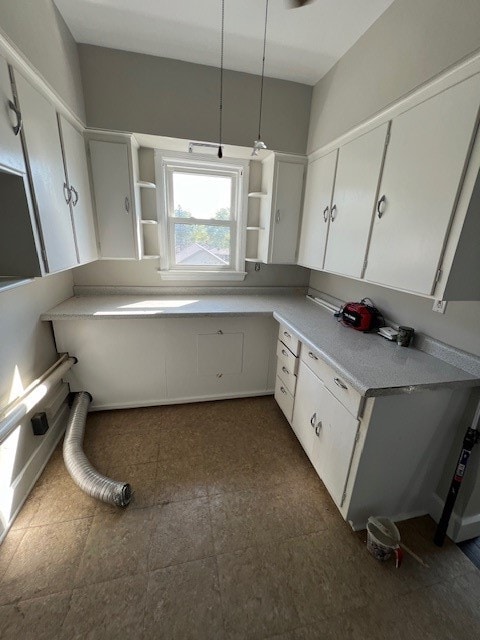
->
125, 197, 130, 214
276, 209, 281, 223
70, 186, 79, 207
8, 100, 22, 135
330, 204, 337, 222
323, 206, 329, 222
315, 422, 322, 437
308, 351, 318, 361
282, 349, 289, 357
334, 377, 348, 390
377, 195, 386, 218
310, 412, 317, 427
280, 386, 287, 395
281, 366, 290, 375
63, 182, 71, 204
283, 331, 291, 339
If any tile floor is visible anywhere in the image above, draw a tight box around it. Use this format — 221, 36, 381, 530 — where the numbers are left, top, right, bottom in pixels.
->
0, 396, 479, 639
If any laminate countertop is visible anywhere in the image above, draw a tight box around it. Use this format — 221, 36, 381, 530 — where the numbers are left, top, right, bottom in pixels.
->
42, 294, 480, 398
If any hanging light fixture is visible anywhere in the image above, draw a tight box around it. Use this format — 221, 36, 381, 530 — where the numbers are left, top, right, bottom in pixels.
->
217, 0, 225, 159
252, 0, 269, 156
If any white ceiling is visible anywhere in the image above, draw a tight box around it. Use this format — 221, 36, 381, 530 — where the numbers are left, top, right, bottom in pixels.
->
54, 0, 395, 85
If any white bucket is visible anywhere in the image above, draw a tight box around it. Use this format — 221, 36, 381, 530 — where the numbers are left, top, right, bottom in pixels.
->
366, 516, 403, 567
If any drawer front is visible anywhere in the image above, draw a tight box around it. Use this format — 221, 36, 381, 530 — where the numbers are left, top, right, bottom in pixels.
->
300, 345, 362, 417
275, 375, 294, 423
277, 340, 299, 375
278, 323, 300, 356
276, 357, 297, 396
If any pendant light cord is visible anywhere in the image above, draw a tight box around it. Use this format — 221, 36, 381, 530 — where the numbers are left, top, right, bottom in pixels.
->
257, 0, 269, 140
218, 0, 225, 158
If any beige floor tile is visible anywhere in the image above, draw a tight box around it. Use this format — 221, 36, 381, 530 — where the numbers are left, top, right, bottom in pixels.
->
0, 529, 25, 580
28, 476, 98, 527
62, 573, 147, 640
9, 488, 42, 531
0, 519, 91, 604
84, 427, 159, 469
209, 485, 328, 554
143, 557, 224, 640
155, 454, 208, 503
74, 507, 153, 587
216, 545, 300, 640
0, 591, 72, 640
149, 497, 214, 570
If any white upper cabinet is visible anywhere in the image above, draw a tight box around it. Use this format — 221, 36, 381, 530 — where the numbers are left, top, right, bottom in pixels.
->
297, 150, 337, 271
0, 55, 24, 174
324, 123, 389, 279
58, 116, 98, 265
364, 73, 480, 295
256, 153, 306, 264
14, 72, 78, 273
89, 138, 141, 260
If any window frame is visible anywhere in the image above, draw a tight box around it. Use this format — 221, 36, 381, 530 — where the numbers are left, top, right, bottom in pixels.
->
156, 151, 249, 280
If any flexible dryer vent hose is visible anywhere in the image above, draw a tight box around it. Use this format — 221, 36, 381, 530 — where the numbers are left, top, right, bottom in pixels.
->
63, 392, 132, 507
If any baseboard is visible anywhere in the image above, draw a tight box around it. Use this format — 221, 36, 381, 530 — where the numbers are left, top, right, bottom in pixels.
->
430, 493, 480, 542
90, 390, 275, 412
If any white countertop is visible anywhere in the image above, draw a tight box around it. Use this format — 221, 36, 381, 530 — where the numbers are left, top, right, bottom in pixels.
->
42, 293, 480, 398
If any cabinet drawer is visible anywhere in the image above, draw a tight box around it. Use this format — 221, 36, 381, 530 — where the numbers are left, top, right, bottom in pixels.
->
278, 323, 300, 355
275, 376, 294, 423
277, 340, 299, 375
300, 346, 362, 417
276, 357, 296, 396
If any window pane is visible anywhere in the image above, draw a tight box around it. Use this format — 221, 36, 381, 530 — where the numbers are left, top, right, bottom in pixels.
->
172, 173, 232, 220
174, 223, 231, 266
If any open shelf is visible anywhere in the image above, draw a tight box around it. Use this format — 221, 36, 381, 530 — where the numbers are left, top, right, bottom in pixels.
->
248, 192, 267, 198
141, 219, 158, 225
137, 181, 156, 189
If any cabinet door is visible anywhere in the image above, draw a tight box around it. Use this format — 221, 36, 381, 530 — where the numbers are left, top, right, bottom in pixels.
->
270, 160, 305, 264
324, 123, 388, 278
89, 140, 139, 259
365, 73, 480, 295
59, 116, 98, 265
311, 386, 359, 507
291, 360, 324, 459
0, 56, 25, 173
14, 72, 77, 272
297, 150, 337, 270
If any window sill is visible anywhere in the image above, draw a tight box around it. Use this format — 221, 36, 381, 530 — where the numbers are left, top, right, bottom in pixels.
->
157, 270, 247, 282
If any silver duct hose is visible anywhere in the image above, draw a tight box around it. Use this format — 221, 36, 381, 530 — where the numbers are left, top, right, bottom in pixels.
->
63, 392, 132, 507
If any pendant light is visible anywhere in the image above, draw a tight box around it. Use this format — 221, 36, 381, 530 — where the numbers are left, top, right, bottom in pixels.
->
217, 0, 225, 159
252, 0, 269, 156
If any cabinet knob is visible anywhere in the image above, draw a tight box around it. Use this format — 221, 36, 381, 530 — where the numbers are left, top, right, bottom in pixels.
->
323, 206, 329, 222
276, 209, 281, 223
334, 377, 348, 390
282, 349, 289, 357
280, 386, 287, 395
282, 366, 290, 375
8, 100, 22, 136
315, 422, 322, 437
125, 197, 130, 214
71, 186, 79, 207
283, 330, 291, 339
310, 412, 317, 427
330, 204, 337, 222
63, 182, 72, 205
377, 195, 386, 218
308, 351, 318, 361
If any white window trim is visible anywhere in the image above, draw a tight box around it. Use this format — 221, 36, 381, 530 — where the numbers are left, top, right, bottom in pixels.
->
155, 150, 249, 281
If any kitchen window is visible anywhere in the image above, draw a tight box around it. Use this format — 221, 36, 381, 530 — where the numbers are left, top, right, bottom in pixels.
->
156, 152, 249, 280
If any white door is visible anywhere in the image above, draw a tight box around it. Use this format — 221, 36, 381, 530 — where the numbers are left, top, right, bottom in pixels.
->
291, 360, 324, 459
14, 72, 77, 272
0, 55, 25, 173
270, 160, 305, 264
311, 386, 359, 507
89, 140, 138, 259
324, 123, 388, 278
365, 73, 480, 295
297, 150, 337, 271
59, 116, 98, 265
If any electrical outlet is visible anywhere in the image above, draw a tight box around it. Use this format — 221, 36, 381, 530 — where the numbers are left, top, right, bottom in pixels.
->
432, 300, 447, 314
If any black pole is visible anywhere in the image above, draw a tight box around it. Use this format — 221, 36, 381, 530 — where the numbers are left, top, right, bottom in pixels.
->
434, 426, 479, 546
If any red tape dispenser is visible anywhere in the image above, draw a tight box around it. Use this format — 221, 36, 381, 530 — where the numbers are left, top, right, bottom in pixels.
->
335, 298, 384, 332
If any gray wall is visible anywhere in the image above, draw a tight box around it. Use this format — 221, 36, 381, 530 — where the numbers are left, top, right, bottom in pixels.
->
0, 0, 85, 120
308, 0, 480, 152
79, 44, 311, 155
